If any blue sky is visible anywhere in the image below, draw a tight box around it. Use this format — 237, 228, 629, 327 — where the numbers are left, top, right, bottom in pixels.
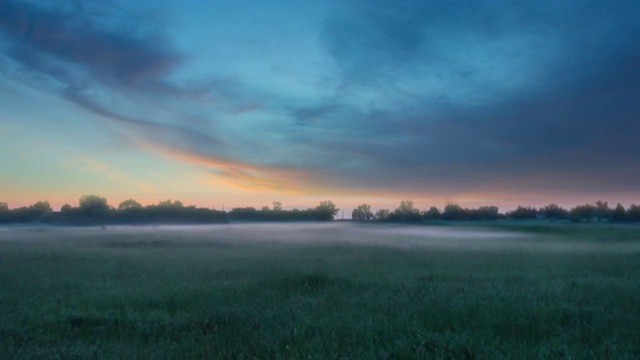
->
1, 0, 639, 211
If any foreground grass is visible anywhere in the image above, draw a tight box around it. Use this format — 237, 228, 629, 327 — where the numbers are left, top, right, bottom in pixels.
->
1, 224, 640, 359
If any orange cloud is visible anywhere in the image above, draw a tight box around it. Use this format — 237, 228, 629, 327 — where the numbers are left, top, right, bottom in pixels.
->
138, 141, 320, 194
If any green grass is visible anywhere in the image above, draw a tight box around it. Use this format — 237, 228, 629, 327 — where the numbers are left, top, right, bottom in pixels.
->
1, 223, 640, 359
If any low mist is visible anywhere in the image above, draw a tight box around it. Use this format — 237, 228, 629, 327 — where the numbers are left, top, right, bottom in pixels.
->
2, 222, 639, 254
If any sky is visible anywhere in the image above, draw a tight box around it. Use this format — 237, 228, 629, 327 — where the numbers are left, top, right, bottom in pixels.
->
1, 0, 639, 213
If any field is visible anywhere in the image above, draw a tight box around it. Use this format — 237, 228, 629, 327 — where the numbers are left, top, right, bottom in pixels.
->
1, 222, 640, 359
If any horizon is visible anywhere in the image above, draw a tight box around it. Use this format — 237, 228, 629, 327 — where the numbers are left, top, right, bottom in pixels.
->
2, 1, 639, 209
1, 194, 636, 217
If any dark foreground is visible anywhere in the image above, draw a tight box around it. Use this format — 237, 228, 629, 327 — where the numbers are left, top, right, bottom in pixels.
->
1, 223, 639, 359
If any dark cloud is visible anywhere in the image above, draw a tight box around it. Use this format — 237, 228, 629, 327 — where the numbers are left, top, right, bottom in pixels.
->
304, 0, 640, 195
0, 0, 179, 87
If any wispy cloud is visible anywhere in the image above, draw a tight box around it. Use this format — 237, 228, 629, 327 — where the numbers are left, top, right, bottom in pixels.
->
139, 141, 323, 193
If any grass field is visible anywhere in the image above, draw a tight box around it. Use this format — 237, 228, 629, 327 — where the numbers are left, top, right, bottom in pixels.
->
1, 222, 640, 359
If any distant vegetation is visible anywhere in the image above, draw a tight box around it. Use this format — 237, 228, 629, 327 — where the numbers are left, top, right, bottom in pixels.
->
1, 196, 639, 225
229, 200, 338, 222
0, 196, 338, 225
358, 199, 640, 223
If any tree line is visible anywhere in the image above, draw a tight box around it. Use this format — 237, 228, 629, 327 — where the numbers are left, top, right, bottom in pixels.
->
353, 200, 640, 223
0, 196, 339, 225
1, 196, 639, 225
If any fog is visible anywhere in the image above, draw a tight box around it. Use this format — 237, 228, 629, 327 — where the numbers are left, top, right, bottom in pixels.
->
1, 222, 639, 254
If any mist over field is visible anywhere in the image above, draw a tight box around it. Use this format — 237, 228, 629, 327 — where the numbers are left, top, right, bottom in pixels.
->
3, 222, 640, 253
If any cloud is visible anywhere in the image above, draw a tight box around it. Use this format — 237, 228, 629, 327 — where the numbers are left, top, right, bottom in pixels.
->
287, 0, 640, 196
2, 0, 640, 203
0, 0, 179, 87
139, 141, 322, 193
62, 89, 228, 153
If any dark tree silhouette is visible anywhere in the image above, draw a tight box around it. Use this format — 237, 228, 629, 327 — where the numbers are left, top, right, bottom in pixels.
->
388, 200, 421, 222
79, 195, 109, 212
507, 206, 538, 219
628, 204, 640, 222
570, 204, 595, 222
30, 201, 52, 213
78, 195, 110, 221
469, 206, 500, 220
423, 206, 441, 220
2, 195, 640, 225
0, 202, 8, 223
375, 209, 390, 221
352, 204, 373, 221
397, 200, 416, 214
229, 207, 261, 221
315, 200, 339, 221
442, 204, 466, 220
594, 200, 611, 221
612, 203, 627, 222
541, 204, 569, 220
118, 199, 142, 210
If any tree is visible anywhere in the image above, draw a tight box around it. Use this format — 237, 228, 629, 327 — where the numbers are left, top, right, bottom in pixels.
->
0, 202, 9, 223
507, 206, 538, 220
79, 195, 109, 218
397, 200, 416, 214
229, 207, 260, 220
476, 206, 500, 220
272, 201, 282, 211
442, 203, 466, 220
628, 204, 640, 222
541, 204, 569, 220
594, 200, 610, 221
375, 209, 390, 221
569, 204, 595, 222
79, 195, 108, 211
28, 201, 52, 219
30, 201, 52, 213
352, 204, 373, 221
611, 203, 627, 222
118, 199, 142, 211
315, 200, 339, 221
423, 206, 441, 220
157, 199, 183, 209
61, 204, 72, 212
150, 200, 185, 221
390, 200, 421, 222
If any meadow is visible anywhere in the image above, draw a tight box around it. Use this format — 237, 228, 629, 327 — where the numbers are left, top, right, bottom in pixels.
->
1, 222, 639, 359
